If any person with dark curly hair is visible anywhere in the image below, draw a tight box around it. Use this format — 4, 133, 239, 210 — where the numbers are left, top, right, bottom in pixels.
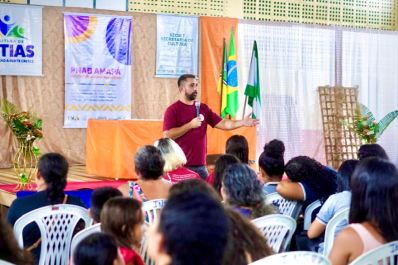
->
7, 152, 85, 263
258, 139, 285, 194
308, 159, 359, 251
277, 156, 337, 208
357, 143, 389, 160
0, 213, 33, 265
119, 145, 172, 201
225, 135, 249, 164
329, 158, 398, 265
221, 163, 275, 219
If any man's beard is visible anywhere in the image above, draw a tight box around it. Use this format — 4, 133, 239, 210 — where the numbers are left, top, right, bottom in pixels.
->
186, 91, 197, 101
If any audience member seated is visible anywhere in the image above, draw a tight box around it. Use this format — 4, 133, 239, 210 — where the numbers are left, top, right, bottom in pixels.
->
166, 178, 273, 264
258, 139, 285, 194
7, 152, 85, 263
89, 186, 122, 224
168, 178, 221, 202
222, 164, 275, 219
329, 158, 398, 265
207, 154, 240, 196
357, 143, 389, 160
223, 207, 274, 265
73, 232, 125, 265
226, 135, 249, 164
0, 213, 33, 265
119, 146, 172, 201
101, 197, 145, 265
277, 156, 337, 208
308, 159, 359, 252
147, 191, 229, 265
154, 138, 200, 183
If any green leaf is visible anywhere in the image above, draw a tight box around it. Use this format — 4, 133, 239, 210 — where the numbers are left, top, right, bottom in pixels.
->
12, 119, 29, 134
377, 110, 398, 138
19, 172, 28, 183
34, 119, 42, 130
32, 146, 41, 157
358, 104, 376, 123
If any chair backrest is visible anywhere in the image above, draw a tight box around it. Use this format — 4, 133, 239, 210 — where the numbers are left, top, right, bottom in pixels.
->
70, 223, 101, 264
142, 199, 166, 224
350, 240, 398, 265
252, 214, 297, 253
265, 192, 302, 219
140, 224, 155, 265
303, 200, 322, 230
249, 251, 331, 265
323, 207, 349, 256
13, 204, 91, 265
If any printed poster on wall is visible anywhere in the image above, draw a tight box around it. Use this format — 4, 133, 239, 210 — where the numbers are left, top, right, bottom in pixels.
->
156, 14, 198, 78
0, 4, 42, 76
64, 13, 132, 128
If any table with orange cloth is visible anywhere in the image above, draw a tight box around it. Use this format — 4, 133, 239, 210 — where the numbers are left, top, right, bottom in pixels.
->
86, 119, 256, 180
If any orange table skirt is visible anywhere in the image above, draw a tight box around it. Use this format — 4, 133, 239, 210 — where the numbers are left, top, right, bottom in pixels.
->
86, 119, 256, 179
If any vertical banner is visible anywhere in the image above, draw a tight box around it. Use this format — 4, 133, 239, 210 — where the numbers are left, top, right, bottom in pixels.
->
0, 4, 42, 76
156, 14, 198, 78
64, 13, 132, 128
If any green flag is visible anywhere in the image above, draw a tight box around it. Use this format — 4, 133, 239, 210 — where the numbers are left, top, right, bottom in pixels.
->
244, 40, 261, 119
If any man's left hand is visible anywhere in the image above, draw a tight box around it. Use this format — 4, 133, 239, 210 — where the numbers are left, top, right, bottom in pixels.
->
242, 113, 259, 127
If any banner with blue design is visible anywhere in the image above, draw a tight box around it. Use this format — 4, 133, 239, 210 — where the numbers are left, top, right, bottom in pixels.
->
0, 4, 42, 76
156, 14, 198, 78
64, 13, 132, 128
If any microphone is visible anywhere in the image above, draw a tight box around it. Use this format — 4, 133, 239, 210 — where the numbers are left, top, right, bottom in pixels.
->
195, 101, 200, 117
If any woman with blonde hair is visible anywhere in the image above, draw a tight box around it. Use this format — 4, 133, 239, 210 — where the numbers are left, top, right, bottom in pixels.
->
154, 138, 200, 184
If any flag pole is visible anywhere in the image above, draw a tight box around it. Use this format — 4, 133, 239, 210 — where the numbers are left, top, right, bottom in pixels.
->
220, 38, 226, 116
242, 96, 248, 119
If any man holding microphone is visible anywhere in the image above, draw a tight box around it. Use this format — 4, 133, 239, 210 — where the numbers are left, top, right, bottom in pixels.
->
163, 74, 258, 179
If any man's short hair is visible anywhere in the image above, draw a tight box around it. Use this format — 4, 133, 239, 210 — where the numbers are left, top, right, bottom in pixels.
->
90, 187, 122, 223
177, 74, 196, 87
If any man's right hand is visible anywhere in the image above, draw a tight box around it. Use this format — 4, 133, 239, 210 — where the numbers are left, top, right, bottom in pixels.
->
189, 117, 202, 129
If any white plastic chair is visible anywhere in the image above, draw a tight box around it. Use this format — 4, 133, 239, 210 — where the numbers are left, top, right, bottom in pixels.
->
13, 204, 91, 265
70, 223, 101, 264
140, 224, 155, 265
323, 207, 349, 256
249, 251, 331, 265
303, 200, 322, 230
142, 199, 166, 224
252, 214, 297, 253
265, 192, 302, 219
349, 240, 398, 265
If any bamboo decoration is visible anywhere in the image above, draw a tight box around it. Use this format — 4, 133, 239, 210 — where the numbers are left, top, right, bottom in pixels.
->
318, 86, 361, 169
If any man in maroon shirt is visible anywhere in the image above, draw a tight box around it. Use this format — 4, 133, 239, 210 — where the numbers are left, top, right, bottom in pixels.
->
163, 74, 258, 179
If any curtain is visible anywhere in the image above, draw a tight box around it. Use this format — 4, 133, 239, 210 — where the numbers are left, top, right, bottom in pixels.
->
238, 21, 336, 164
342, 30, 398, 164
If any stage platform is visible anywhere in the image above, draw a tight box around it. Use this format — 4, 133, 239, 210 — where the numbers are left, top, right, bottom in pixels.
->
0, 165, 119, 208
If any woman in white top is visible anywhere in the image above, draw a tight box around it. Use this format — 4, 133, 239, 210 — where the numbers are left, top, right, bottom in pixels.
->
329, 158, 398, 265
